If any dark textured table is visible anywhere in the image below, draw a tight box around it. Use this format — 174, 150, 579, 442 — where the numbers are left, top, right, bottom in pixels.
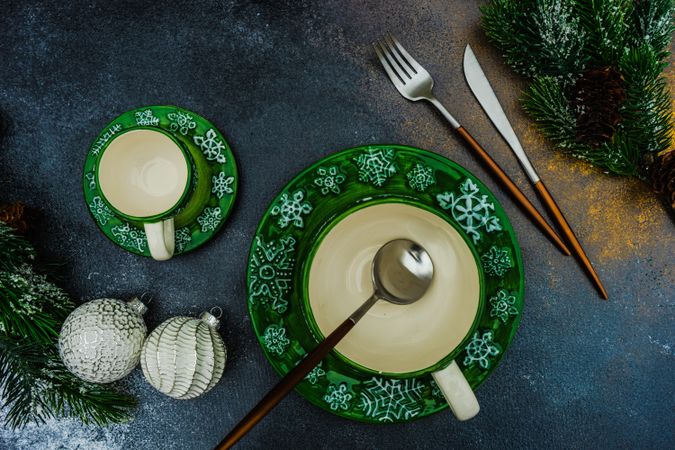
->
1, 1, 673, 449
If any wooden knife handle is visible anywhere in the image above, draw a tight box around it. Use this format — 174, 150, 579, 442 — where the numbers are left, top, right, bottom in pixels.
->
533, 180, 608, 299
455, 126, 571, 256
215, 317, 356, 449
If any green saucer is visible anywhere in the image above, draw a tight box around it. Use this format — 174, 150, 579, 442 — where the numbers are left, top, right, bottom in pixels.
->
83, 106, 238, 257
246, 145, 524, 423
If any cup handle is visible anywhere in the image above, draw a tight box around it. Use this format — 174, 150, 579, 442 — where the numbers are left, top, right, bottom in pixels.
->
144, 218, 175, 261
432, 360, 480, 421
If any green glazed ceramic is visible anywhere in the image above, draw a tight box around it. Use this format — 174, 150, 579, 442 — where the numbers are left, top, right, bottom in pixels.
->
246, 145, 524, 423
83, 106, 238, 257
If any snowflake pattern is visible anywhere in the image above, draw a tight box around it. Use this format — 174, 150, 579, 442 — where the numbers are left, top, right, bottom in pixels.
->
489, 289, 518, 323
111, 223, 147, 252
429, 379, 445, 401
359, 377, 424, 422
313, 165, 346, 195
263, 324, 290, 356
481, 246, 513, 277
175, 227, 192, 253
193, 128, 227, 163
463, 330, 500, 370
353, 148, 397, 187
305, 361, 326, 385
85, 171, 96, 190
436, 178, 502, 243
248, 236, 296, 314
135, 109, 159, 126
167, 111, 197, 135
212, 172, 234, 198
270, 190, 312, 229
90, 123, 122, 155
196, 207, 222, 232
406, 163, 436, 192
88, 196, 113, 226
323, 383, 353, 411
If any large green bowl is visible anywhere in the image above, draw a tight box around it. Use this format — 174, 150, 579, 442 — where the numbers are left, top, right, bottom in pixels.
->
247, 145, 524, 423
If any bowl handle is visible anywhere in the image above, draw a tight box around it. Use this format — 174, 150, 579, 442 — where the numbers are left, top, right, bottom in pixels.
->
431, 360, 480, 421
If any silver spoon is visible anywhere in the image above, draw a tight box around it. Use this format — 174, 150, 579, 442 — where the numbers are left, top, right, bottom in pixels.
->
218, 239, 434, 449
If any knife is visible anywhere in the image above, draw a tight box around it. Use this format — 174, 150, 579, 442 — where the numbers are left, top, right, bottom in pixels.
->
463, 44, 608, 300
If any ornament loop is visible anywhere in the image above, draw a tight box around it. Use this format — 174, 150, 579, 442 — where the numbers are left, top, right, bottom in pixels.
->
200, 310, 221, 330
127, 297, 148, 316
210, 306, 223, 319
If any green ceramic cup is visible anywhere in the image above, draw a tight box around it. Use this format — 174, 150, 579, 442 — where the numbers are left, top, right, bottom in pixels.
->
303, 200, 486, 420
96, 127, 204, 260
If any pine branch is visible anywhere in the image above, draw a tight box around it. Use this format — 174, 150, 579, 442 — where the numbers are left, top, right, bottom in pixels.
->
575, 0, 632, 66
0, 336, 136, 429
618, 44, 673, 162
0, 265, 73, 345
629, 0, 675, 53
482, 0, 588, 83
0, 221, 34, 271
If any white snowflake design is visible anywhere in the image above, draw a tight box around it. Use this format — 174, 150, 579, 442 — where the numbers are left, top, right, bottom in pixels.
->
463, 330, 500, 370
90, 123, 122, 156
175, 227, 192, 253
110, 223, 147, 252
248, 236, 296, 314
436, 178, 502, 244
359, 377, 425, 422
270, 190, 312, 229
135, 109, 159, 126
323, 383, 353, 411
196, 207, 222, 232
212, 172, 235, 198
489, 289, 518, 323
353, 148, 397, 187
305, 361, 326, 385
481, 246, 513, 277
406, 163, 436, 192
263, 324, 290, 356
88, 196, 113, 226
193, 128, 227, 163
167, 111, 197, 135
314, 165, 346, 195
85, 171, 96, 190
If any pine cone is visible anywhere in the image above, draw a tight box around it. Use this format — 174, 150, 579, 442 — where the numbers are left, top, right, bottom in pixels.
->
647, 150, 675, 213
571, 67, 626, 147
0, 202, 29, 233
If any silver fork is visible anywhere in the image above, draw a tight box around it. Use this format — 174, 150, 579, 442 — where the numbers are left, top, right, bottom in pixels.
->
374, 35, 570, 256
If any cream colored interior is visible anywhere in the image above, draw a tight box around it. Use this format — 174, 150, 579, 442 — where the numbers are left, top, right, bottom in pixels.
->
308, 203, 481, 374
98, 129, 189, 218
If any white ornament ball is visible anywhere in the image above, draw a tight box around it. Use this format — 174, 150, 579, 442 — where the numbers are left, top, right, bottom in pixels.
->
141, 311, 226, 399
59, 298, 148, 383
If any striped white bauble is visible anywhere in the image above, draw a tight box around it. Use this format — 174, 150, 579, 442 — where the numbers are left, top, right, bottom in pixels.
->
140, 311, 226, 399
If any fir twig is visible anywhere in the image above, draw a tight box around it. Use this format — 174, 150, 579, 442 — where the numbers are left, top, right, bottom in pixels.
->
0, 222, 137, 429
0, 337, 136, 429
0, 221, 34, 271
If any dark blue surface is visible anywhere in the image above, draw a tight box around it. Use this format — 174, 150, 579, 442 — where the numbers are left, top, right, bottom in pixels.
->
0, 1, 673, 449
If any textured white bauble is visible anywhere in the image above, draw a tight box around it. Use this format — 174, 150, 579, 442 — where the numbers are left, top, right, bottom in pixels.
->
59, 298, 148, 383
141, 311, 226, 399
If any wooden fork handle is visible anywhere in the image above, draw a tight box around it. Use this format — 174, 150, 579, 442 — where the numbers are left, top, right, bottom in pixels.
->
215, 317, 356, 449
533, 180, 608, 299
455, 126, 571, 256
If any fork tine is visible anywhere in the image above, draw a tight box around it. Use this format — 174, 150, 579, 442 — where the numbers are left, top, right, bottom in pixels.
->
383, 35, 416, 75
388, 34, 423, 72
377, 40, 410, 84
375, 43, 406, 91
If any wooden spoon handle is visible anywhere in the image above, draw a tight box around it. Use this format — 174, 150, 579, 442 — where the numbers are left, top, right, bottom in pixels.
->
216, 317, 356, 449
